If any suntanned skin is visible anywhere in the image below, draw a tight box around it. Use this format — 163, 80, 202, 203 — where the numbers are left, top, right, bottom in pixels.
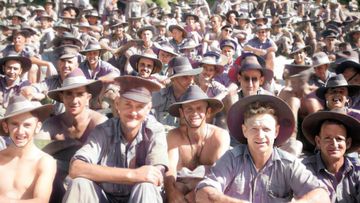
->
0, 112, 56, 202
196, 113, 330, 203
36, 87, 107, 142
69, 96, 164, 187
165, 101, 230, 203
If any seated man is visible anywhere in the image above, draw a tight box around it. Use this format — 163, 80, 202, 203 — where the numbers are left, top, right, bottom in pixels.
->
196, 95, 330, 202
63, 76, 168, 203
152, 56, 202, 129
129, 52, 163, 84
0, 51, 32, 116
165, 85, 230, 202
37, 68, 108, 201
0, 95, 56, 202
302, 110, 360, 202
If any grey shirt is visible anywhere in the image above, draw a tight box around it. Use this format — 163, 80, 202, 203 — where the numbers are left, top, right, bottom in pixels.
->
151, 85, 179, 128
197, 144, 324, 202
302, 152, 360, 203
72, 115, 168, 196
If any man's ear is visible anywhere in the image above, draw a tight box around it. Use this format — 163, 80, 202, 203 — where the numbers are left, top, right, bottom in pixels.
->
259, 76, 265, 86
237, 73, 242, 83
346, 137, 352, 150
1, 121, 9, 134
35, 120, 42, 134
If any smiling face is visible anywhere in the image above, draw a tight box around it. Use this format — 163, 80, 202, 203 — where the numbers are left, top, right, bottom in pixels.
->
242, 113, 279, 156
315, 121, 350, 163
202, 64, 217, 79
325, 87, 349, 109
141, 30, 153, 43
137, 57, 155, 78
180, 100, 209, 128
57, 57, 78, 80
115, 96, 151, 131
3, 60, 23, 83
2, 112, 41, 148
85, 51, 100, 66
61, 86, 91, 116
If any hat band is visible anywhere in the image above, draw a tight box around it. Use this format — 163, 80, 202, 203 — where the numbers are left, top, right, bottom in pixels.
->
62, 76, 90, 87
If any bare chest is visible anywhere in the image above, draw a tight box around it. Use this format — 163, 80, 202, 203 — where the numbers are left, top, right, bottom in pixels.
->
0, 158, 38, 199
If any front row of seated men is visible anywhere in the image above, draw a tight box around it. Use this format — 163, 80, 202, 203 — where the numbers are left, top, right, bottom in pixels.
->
0, 72, 359, 202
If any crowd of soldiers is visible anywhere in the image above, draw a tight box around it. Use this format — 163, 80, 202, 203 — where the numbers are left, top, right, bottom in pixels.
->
0, 0, 359, 202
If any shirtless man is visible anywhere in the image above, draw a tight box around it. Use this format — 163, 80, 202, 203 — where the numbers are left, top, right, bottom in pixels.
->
165, 85, 230, 203
0, 95, 56, 202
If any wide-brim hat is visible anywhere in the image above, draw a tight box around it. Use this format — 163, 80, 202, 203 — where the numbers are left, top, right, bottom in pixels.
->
334, 50, 360, 74
183, 12, 199, 22
315, 74, 360, 100
154, 42, 179, 56
52, 32, 83, 48
109, 19, 128, 29
236, 13, 250, 23
55, 44, 80, 59
321, 29, 339, 38
169, 24, 187, 38
220, 38, 237, 50
179, 39, 200, 50
137, 25, 155, 38
0, 51, 32, 74
47, 69, 103, 102
283, 64, 313, 79
21, 24, 38, 36
227, 95, 295, 146
0, 95, 54, 135
252, 12, 268, 24
75, 21, 92, 29
114, 76, 161, 103
129, 53, 163, 74
349, 26, 360, 38
53, 22, 72, 32
199, 55, 226, 75
233, 53, 274, 84
9, 11, 26, 21
168, 56, 203, 79
9, 29, 31, 41
289, 43, 311, 56
80, 40, 105, 55
168, 85, 224, 117
311, 52, 330, 67
85, 10, 101, 19
36, 14, 54, 22
302, 110, 360, 153
255, 24, 271, 32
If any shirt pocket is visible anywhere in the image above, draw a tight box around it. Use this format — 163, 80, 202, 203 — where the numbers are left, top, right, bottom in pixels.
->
228, 176, 246, 195
267, 182, 292, 202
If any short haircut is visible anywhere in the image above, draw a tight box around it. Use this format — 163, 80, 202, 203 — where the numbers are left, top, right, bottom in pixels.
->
244, 102, 278, 123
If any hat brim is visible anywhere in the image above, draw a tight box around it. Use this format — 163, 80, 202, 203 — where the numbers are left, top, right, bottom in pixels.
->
52, 37, 83, 48
289, 45, 311, 56
302, 111, 360, 153
169, 67, 203, 79
315, 84, 360, 100
129, 54, 163, 74
335, 60, 360, 74
114, 76, 162, 103
47, 80, 103, 102
154, 43, 179, 56
227, 95, 295, 146
169, 25, 188, 38
0, 104, 54, 135
80, 48, 106, 55
168, 98, 224, 117
0, 56, 31, 74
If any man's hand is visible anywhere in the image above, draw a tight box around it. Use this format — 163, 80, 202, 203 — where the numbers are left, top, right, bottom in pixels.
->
168, 187, 188, 203
134, 165, 164, 186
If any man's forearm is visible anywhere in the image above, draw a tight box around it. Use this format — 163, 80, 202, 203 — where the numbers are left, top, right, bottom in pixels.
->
69, 159, 139, 185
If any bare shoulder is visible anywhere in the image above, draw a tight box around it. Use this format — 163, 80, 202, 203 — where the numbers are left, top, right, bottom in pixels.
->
37, 150, 56, 170
89, 109, 108, 126
209, 125, 230, 145
167, 127, 184, 148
